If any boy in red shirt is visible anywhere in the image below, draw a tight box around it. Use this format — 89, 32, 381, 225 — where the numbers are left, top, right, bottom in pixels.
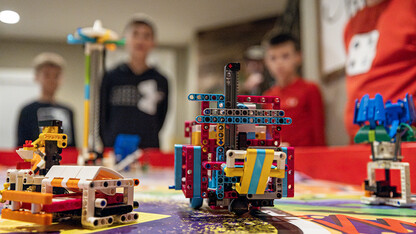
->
344, 0, 416, 141
263, 34, 326, 146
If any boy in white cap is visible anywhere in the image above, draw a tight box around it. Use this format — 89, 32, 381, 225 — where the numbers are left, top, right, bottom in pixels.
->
17, 52, 76, 146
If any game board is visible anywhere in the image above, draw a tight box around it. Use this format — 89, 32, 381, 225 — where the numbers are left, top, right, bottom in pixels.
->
1, 168, 415, 233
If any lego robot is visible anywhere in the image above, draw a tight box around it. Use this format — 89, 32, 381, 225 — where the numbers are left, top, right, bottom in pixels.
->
170, 63, 294, 215
0, 120, 140, 228
354, 93, 416, 207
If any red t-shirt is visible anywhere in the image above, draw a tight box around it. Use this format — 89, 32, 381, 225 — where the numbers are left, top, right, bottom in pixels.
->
263, 78, 325, 146
344, 0, 416, 141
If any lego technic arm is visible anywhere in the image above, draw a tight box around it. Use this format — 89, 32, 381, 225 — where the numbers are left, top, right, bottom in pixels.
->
16, 120, 67, 175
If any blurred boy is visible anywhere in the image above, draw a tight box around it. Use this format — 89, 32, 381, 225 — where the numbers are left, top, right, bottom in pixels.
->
17, 52, 76, 146
99, 16, 168, 148
263, 34, 325, 146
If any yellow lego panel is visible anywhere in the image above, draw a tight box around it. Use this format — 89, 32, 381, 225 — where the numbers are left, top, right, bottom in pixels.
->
2, 191, 53, 204
1, 209, 52, 225
236, 149, 257, 194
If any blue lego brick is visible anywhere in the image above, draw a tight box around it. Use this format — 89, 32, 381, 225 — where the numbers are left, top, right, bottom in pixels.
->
215, 146, 225, 199
209, 169, 217, 189
247, 149, 266, 194
354, 94, 385, 129
216, 170, 224, 199
224, 177, 238, 183
193, 146, 202, 198
188, 93, 225, 102
195, 116, 292, 125
216, 147, 224, 161
173, 145, 183, 190
247, 132, 256, 140
282, 147, 288, 197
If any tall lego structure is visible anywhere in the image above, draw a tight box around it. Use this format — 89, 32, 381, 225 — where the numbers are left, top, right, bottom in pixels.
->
170, 63, 295, 214
67, 20, 124, 164
354, 93, 416, 207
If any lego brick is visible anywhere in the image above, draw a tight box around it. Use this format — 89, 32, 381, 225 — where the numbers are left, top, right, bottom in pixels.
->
202, 162, 223, 170
209, 125, 217, 139
16, 162, 31, 169
216, 147, 224, 161
202, 108, 285, 117
224, 167, 243, 177
183, 146, 194, 198
184, 121, 192, 138
1, 209, 52, 225
173, 145, 183, 190
254, 149, 275, 194
191, 131, 201, 146
247, 132, 256, 140
193, 146, 201, 198
224, 191, 238, 199
237, 95, 280, 105
196, 116, 292, 125
188, 93, 225, 102
216, 124, 225, 146
236, 149, 258, 194
283, 147, 295, 197
215, 170, 224, 199
43, 198, 82, 212
2, 190, 53, 204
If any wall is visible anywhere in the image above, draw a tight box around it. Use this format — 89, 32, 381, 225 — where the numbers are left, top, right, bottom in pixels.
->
300, 0, 349, 145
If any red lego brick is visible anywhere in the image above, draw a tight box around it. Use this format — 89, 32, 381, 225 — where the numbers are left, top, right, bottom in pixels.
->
185, 121, 192, 138
224, 191, 238, 199
237, 95, 280, 105
16, 161, 31, 169
286, 147, 295, 197
183, 145, 194, 198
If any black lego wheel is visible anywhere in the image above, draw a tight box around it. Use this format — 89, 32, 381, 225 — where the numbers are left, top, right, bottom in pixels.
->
229, 197, 249, 215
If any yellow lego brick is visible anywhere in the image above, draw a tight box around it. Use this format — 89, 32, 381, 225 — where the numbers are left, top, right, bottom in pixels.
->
2, 190, 53, 204
255, 132, 266, 140
224, 167, 243, 177
191, 131, 201, 146
1, 209, 52, 225
236, 149, 257, 194
83, 100, 90, 148
270, 169, 285, 178
255, 149, 275, 194
209, 129, 216, 139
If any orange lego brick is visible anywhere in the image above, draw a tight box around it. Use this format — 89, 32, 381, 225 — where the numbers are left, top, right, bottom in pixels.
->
2, 190, 52, 204
51, 178, 63, 187
66, 178, 80, 188
1, 209, 52, 225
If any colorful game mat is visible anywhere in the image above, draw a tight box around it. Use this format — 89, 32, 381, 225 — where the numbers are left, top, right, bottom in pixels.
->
0, 168, 415, 233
